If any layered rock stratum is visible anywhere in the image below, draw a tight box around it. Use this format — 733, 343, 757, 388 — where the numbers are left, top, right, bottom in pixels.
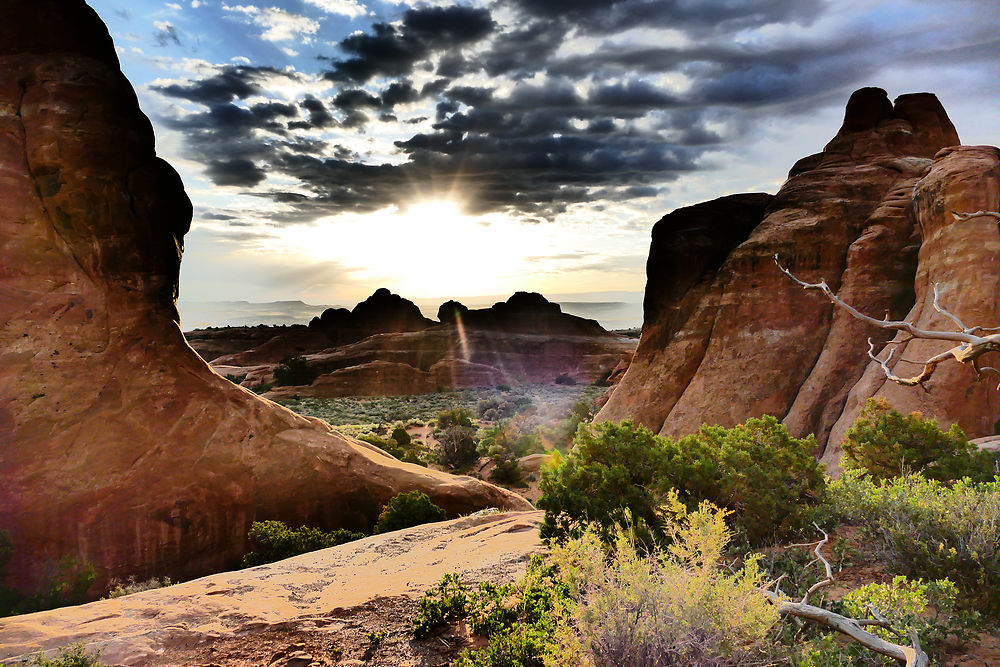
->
187, 291, 635, 398
0, 0, 529, 595
599, 87, 1000, 462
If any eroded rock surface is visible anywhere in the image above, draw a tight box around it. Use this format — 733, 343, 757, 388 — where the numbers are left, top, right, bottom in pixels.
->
0, 0, 528, 595
0, 511, 545, 666
825, 145, 1000, 464
599, 88, 974, 458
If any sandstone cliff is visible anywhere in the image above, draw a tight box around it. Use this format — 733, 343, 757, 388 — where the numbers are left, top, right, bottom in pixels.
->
597, 87, 998, 460
0, 0, 528, 596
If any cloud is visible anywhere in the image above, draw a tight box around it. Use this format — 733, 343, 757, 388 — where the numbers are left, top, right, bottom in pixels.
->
223, 4, 320, 43
152, 0, 1000, 227
303, 0, 367, 18
154, 64, 295, 104
153, 20, 182, 46
324, 5, 495, 82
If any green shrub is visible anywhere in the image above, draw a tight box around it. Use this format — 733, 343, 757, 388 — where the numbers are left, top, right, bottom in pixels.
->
412, 573, 469, 638
0, 531, 96, 617
373, 491, 447, 534
359, 432, 429, 467
843, 398, 996, 483
272, 355, 318, 387
538, 420, 667, 545
390, 423, 411, 448
26, 643, 104, 667
445, 502, 780, 667
550, 501, 779, 667
831, 472, 1000, 614
103, 575, 172, 599
437, 425, 479, 470
437, 406, 474, 429
793, 575, 980, 666
489, 453, 527, 487
242, 520, 364, 566
539, 416, 825, 546
668, 415, 826, 544
477, 395, 533, 422
553, 373, 576, 386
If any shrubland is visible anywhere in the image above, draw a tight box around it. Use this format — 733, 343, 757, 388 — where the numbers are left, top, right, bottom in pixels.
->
411, 398, 997, 666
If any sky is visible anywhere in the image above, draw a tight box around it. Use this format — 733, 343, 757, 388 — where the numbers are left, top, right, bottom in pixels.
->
86, 0, 1000, 323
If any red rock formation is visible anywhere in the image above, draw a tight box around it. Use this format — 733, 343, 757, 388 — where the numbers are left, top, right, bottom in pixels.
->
0, 0, 528, 596
825, 145, 1000, 464
599, 88, 964, 457
188, 291, 634, 398
261, 329, 633, 399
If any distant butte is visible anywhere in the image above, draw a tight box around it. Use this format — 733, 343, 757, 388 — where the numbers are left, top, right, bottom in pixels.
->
187, 289, 635, 398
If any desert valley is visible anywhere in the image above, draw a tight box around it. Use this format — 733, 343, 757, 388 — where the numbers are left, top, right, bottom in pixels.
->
3, 0, 1000, 666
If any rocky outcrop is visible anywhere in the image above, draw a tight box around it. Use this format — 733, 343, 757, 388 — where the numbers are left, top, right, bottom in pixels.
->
189, 292, 634, 397
306, 287, 433, 343
599, 88, 973, 458
439, 292, 608, 337
263, 329, 634, 399
824, 145, 1000, 463
0, 0, 528, 596
0, 511, 545, 666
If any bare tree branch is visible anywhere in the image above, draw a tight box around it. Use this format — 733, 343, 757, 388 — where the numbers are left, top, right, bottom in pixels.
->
761, 532, 929, 666
951, 210, 1000, 223
775, 254, 1000, 388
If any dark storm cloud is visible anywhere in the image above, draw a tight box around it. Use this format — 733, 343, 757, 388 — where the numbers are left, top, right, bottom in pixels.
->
509, 0, 825, 35
205, 158, 266, 187
155, 65, 294, 105
325, 5, 495, 82
155, 0, 999, 223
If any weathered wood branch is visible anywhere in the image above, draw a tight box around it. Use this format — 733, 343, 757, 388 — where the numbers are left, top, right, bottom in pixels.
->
951, 209, 1000, 223
761, 529, 929, 666
775, 254, 1000, 388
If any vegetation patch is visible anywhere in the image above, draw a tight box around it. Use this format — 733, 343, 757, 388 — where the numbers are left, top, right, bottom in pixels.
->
538, 416, 825, 546
373, 491, 448, 534
242, 520, 365, 567
843, 397, 996, 483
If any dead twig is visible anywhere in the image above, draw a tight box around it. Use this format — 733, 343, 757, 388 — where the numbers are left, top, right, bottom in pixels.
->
775, 253, 1000, 389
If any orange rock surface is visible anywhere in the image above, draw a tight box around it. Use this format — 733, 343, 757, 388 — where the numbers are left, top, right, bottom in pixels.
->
0, 511, 544, 665
598, 88, 989, 461
0, 0, 528, 595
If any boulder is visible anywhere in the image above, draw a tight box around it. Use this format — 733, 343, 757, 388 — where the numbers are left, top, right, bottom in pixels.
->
0, 0, 528, 596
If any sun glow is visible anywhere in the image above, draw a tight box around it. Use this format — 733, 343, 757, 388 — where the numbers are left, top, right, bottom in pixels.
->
276, 198, 549, 299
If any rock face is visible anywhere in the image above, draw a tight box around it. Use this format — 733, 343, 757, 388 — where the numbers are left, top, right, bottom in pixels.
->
0, 511, 545, 665
189, 291, 634, 398
598, 88, 978, 458
0, 0, 528, 596
824, 145, 1000, 463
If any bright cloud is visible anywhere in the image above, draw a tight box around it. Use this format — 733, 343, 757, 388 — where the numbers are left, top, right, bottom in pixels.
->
223, 4, 320, 43
303, 0, 367, 19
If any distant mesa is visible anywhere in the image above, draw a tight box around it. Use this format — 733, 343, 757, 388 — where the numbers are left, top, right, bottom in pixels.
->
309, 286, 434, 335
190, 288, 634, 398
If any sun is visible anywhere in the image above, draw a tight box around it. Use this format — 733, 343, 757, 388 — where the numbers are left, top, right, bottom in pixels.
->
276, 197, 540, 299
